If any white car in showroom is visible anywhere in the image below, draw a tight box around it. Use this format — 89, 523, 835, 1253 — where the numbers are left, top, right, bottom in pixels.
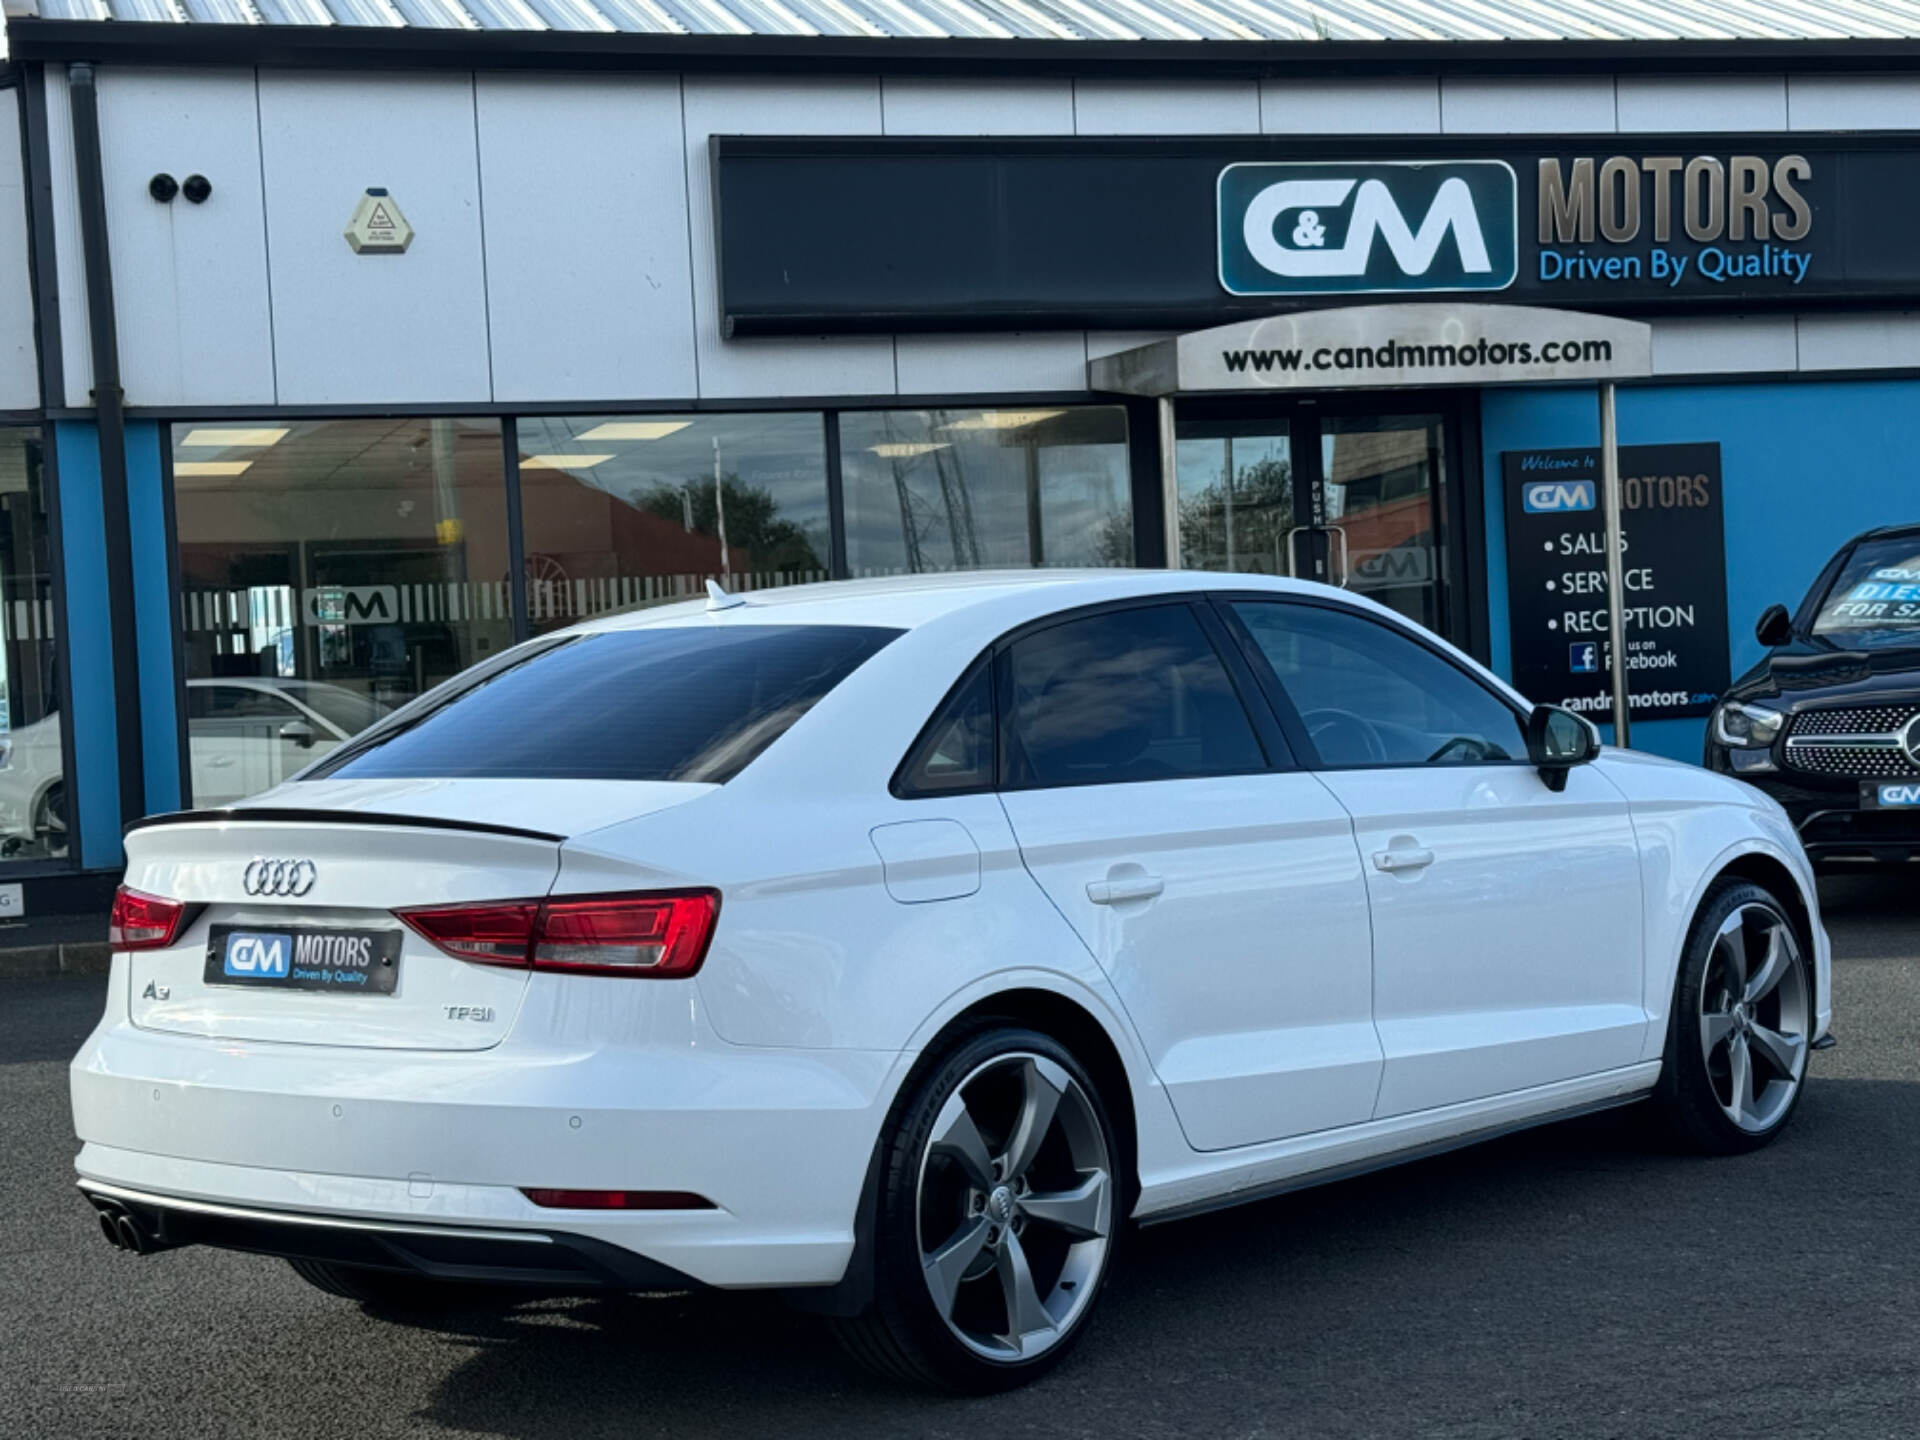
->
71, 571, 1830, 1392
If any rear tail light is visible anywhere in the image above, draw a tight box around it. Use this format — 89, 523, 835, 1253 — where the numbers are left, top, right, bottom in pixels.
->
109, 886, 193, 952
397, 891, 719, 978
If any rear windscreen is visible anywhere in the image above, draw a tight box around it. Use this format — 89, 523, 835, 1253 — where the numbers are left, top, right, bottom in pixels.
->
311, 625, 900, 784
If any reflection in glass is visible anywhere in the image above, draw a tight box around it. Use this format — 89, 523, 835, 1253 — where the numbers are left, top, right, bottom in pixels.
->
1321, 415, 1444, 632
840, 408, 1132, 575
0, 428, 67, 859
173, 419, 512, 806
516, 414, 829, 632
1174, 426, 1292, 575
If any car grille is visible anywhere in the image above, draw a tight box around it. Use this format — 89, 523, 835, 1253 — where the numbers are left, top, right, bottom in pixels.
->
1782, 703, 1920, 779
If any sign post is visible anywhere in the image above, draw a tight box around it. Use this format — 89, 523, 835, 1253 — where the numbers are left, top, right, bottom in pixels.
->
1598, 383, 1631, 746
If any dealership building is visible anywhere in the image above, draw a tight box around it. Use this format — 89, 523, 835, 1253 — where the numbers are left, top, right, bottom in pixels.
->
0, 0, 1917, 918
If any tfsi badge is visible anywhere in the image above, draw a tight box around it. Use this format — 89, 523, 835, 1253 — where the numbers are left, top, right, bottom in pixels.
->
1220, 161, 1518, 297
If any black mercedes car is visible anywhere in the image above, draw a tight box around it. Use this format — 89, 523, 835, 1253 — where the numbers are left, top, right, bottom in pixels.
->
1706, 522, 1920, 866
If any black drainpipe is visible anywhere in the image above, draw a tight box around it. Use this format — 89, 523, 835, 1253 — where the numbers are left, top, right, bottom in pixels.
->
67, 62, 146, 838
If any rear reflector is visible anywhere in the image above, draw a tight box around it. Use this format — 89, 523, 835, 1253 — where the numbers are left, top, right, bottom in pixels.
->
109, 886, 193, 952
521, 1188, 717, 1211
397, 891, 719, 978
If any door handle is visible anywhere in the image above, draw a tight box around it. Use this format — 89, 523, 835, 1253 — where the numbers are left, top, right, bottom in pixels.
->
1087, 874, 1164, 905
1372, 846, 1435, 873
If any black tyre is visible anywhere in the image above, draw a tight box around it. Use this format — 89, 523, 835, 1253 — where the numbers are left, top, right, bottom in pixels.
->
286, 1258, 499, 1315
832, 1025, 1122, 1393
1654, 881, 1814, 1155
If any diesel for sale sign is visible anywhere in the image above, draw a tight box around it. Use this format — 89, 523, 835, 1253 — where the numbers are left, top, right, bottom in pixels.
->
1503, 442, 1729, 723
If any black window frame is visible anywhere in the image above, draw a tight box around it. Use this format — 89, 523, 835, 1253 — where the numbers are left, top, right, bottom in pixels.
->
889, 651, 998, 801
1210, 591, 1535, 774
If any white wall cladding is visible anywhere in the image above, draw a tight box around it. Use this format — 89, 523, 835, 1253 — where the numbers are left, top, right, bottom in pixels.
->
880, 77, 1073, 135
682, 77, 896, 401
478, 74, 696, 404
1615, 75, 1788, 133
43, 67, 92, 409
259, 72, 492, 406
1259, 78, 1439, 135
1439, 77, 1617, 134
1796, 314, 1920, 371
48, 67, 1920, 412
0, 92, 40, 410
1650, 316, 1800, 376
98, 69, 275, 409
1074, 79, 1260, 135
1788, 75, 1920, 129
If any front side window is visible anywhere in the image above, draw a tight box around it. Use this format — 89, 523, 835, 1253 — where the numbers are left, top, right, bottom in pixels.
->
1809, 536, 1920, 650
1232, 602, 1523, 768
840, 407, 1133, 576
316, 624, 899, 785
1003, 604, 1266, 789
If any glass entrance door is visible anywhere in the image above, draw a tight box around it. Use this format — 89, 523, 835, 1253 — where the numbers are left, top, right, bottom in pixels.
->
1173, 403, 1457, 643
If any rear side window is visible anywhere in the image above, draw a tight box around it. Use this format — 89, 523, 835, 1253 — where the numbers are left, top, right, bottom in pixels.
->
894, 658, 995, 798
313, 625, 899, 785
1002, 604, 1266, 789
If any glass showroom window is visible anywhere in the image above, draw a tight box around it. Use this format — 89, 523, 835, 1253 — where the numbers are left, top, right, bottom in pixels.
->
839, 407, 1133, 576
172, 419, 512, 806
0, 427, 67, 860
515, 413, 831, 634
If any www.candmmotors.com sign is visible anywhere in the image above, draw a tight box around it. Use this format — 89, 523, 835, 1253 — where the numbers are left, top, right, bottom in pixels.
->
1219, 162, 1518, 297
1089, 305, 1651, 395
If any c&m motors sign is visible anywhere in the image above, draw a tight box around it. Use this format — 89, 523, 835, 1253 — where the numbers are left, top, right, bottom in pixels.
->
1219, 162, 1518, 297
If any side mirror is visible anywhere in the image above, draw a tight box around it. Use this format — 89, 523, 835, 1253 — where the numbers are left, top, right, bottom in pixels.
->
1526, 704, 1599, 793
1755, 603, 1793, 649
277, 719, 316, 750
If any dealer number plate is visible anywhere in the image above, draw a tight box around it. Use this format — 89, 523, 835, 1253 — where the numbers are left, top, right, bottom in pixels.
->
205, 924, 402, 994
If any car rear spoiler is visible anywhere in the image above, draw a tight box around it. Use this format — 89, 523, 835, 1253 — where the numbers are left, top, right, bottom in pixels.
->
123, 808, 565, 843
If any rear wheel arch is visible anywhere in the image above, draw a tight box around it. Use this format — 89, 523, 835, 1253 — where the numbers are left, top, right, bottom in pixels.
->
798, 987, 1140, 1324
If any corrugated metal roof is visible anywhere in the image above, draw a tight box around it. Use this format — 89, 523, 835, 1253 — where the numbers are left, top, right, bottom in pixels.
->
13, 0, 1920, 40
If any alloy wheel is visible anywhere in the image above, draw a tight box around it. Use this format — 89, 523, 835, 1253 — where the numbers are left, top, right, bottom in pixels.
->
1699, 903, 1810, 1134
915, 1052, 1113, 1362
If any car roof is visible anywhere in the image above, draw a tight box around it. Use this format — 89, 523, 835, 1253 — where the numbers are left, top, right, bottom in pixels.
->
572, 569, 1329, 636
1859, 522, 1920, 542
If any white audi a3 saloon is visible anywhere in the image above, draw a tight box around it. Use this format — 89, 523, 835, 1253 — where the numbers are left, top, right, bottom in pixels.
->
72, 571, 1832, 1392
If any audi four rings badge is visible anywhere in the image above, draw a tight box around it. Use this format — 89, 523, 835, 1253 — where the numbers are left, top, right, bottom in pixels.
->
243, 858, 317, 897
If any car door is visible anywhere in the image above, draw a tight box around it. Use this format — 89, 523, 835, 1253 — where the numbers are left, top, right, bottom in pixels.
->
1223, 597, 1646, 1119
188, 684, 312, 805
994, 599, 1381, 1152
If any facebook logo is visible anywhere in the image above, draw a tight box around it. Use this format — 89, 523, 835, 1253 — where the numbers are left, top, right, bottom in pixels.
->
223, 931, 291, 979
1569, 642, 1600, 674
1523, 480, 1597, 513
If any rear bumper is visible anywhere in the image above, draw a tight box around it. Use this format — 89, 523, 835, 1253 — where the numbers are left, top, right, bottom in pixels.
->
81, 1178, 698, 1290
71, 960, 901, 1289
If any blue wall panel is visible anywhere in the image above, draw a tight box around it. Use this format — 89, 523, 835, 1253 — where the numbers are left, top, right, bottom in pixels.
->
126, 421, 181, 817
51, 421, 120, 870
1482, 379, 1920, 763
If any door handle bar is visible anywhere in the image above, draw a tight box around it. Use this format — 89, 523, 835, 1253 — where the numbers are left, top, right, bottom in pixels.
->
1372, 847, 1435, 873
1087, 875, 1165, 904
